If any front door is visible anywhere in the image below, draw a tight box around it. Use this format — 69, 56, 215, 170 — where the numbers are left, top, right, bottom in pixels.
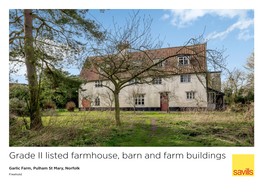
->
160, 93, 168, 111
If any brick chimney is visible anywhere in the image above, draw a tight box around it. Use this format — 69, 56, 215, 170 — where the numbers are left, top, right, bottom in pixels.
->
117, 40, 130, 56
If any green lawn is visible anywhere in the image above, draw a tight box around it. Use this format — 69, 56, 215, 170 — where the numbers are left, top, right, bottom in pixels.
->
9, 110, 254, 147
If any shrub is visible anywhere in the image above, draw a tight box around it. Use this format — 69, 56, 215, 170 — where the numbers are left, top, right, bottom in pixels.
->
43, 101, 57, 110
9, 112, 17, 126
9, 85, 29, 100
9, 98, 29, 116
66, 101, 76, 112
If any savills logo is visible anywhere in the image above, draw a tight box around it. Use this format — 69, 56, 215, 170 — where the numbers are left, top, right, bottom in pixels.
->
233, 168, 253, 176
232, 154, 254, 176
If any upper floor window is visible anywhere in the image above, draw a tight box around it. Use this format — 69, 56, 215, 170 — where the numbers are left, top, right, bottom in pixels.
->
99, 67, 104, 74
153, 58, 165, 68
95, 81, 103, 87
153, 77, 162, 84
180, 75, 191, 83
129, 79, 138, 85
99, 64, 110, 74
178, 56, 190, 66
131, 61, 141, 68
95, 97, 100, 106
135, 95, 145, 105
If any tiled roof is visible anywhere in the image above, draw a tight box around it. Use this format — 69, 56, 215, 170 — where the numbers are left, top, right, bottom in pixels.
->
80, 43, 207, 81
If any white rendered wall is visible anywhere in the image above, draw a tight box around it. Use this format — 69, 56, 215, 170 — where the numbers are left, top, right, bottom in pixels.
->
79, 74, 208, 108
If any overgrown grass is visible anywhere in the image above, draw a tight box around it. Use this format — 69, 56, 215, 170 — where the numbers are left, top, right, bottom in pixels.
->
9, 109, 254, 147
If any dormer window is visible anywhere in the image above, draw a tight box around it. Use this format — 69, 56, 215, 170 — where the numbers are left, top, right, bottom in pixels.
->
153, 58, 165, 68
99, 67, 104, 74
178, 56, 190, 66
99, 64, 110, 74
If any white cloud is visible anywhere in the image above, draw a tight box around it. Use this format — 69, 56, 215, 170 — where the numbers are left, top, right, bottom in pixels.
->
206, 18, 254, 40
237, 29, 254, 41
161, 9, 254, 41
166, 9, 249, 27
160, 14, 170, 20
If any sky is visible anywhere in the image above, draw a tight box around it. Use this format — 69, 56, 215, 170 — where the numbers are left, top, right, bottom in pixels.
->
9, 9, 254, 84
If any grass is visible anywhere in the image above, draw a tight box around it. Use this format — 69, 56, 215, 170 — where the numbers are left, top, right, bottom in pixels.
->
9, 109, 254, 147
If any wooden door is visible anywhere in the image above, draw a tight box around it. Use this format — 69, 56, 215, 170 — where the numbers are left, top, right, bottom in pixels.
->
160, 93, 168, 111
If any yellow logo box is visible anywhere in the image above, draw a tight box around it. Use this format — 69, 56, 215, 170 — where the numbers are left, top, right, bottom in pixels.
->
232, 154, 254, 176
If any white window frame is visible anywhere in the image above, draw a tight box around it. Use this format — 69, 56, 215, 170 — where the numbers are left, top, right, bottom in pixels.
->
129, 79, 138, 85
153, 58, 166, 68
180, 74, 191, 83
186, 92, 195, 100
153, 77, 162, 84
131, 60, 141, 67
135, 94, 145, 105
178, 56, 190, 66
95, 81, 103, 88
95, 97, 100, 106
99, 67, 104, 74
99, 64, 110, 74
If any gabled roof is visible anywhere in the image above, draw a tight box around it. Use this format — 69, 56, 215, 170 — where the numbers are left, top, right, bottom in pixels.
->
80, 43, 207, 81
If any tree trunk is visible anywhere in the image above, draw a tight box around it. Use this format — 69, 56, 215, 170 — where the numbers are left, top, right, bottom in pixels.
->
24, 9, 42, 130
114, 91, 121, 126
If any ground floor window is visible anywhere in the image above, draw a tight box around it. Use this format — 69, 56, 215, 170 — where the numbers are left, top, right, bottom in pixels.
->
135, 95, 145, 105
186, 92, 195, 99
95, 97, 100, 106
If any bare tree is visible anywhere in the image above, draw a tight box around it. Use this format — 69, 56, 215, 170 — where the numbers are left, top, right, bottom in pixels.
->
243, 52, 254, 94
124, 84, 144, 113
222, 68, 246, 104
100, 89, 115, 112
194, 92, 206, 112
81, 11, 227, 125
79, 89, 97, 112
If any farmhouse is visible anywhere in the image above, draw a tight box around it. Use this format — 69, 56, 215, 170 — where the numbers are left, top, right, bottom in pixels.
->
79, 43, 224, 111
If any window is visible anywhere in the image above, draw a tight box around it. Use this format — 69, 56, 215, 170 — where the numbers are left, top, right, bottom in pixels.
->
186, 92, 195, 99
131, 61, 141, 67
135, 95, 145, 105
129, 79, 138, 85
153, 58, 165, 68
95, 97, 100, 106
99, 64, 110, 74
180, 75, 191, 82
95, 81, 103, 87
178, 56, 190, 66
153, 77, 162, 84
99, 67, 104, 74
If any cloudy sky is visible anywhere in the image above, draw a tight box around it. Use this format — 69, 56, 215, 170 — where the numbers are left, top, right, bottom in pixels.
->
9, 9, 254, 83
